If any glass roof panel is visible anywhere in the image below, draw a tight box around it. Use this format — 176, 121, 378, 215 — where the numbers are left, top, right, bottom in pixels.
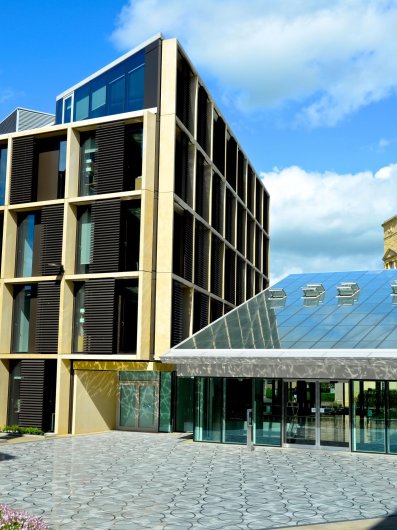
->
175, 270, 397, 350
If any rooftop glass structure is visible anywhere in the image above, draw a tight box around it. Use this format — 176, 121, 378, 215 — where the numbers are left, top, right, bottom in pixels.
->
55, 35, 161, 124
174, 270, 397, 351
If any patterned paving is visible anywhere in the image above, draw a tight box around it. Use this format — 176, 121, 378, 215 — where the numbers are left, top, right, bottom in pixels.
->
1, 431, 397, 529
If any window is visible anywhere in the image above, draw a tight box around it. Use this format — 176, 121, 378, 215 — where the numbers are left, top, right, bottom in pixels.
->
64, 96, 72, 123
120, 202, 140, 271
76, 206, 92, 273
0, 145, 7, 205
109, 76, 125, 115
90, 78, 107, 118
125, 124, 143, 191
79, 133, 97, 196
36, 137, 67, 200
73, 283, 85, 353
74, 85, 89, 121
127, 64, 144, 111
12, 285, 37, 353
16, 212, 40, 277
117, 281, 139, 353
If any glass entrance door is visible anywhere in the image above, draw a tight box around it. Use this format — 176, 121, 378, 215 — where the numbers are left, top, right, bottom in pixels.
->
284, 380, 350, 449
118, 382, 158, 432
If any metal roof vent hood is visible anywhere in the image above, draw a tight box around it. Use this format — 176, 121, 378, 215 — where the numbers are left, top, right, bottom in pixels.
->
337, 282, 360, 297
268, 288, 286, 299
301, 284, 325, 298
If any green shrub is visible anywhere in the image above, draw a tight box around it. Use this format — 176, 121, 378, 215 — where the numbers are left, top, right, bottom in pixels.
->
0, 425, 44, 436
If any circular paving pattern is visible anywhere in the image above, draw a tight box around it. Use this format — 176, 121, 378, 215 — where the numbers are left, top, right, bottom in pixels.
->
1, 432, 397, 528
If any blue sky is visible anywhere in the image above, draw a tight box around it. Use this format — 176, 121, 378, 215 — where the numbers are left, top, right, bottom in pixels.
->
1, 0, 397, 283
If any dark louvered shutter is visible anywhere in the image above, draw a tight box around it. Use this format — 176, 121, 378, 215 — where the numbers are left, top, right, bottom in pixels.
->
237, 151, 245, 203
193, 292, 209, 332
211, 236, 223, 298
36, 282, 60, 353
212, 174, 223, 234
246, 266, 254, 301
171, 281, 184, 347
184, 213, 193, 282
236, 257, 245, 305
10, 137, 35, 204
40, 205, 64, 275
247, 217, 254, 264
210, 299, 223, 322
237, 204, 245, 254
19, 360, 45, 428
255, 225, 262, 271
91, 199, 121, 273
194, 223, 209, 289
226, 135, 237, 190
225, 189, 235, 245
84, 279, 116, 354
224, 248, 236, 305
197, 86, 211, 156
96, 123, 125, 194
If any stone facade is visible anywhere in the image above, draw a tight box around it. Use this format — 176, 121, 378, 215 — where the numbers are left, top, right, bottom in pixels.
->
382, 214, 397, 269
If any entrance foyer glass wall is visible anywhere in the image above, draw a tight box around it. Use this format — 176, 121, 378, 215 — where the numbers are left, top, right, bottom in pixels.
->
193, 377, 397, 454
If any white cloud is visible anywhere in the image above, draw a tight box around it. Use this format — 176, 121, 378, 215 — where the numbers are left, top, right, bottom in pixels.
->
262, 164, 397, 284
111, 0, 397, 126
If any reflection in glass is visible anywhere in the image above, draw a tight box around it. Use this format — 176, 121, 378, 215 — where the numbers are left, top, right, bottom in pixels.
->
175, 377, 194, 432
76, 207, 92, 273
119, 384, 137, 428
79, 134, 97, 196
285, 381, 316, 445
224, 378, 252, 444
73, 283, 85, 353
64, 97, 72, 123
388, 382, 397, 454
254, 379, 281, 446
16, 213, 36, 277
12, 285, 34, 353
159, 372, 172, 433
195, 377, 222, 442
127, 64, 145, 111
320, 382, 349, 448
352, 380, 385, 453
138, 384, 156, 429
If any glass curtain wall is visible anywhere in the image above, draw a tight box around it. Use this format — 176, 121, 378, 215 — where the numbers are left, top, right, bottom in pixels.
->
73, 283, 85, 352
388, 382, 397, 454
352, 381, 386, 453
195, 377, 223, 442
254, 379, 282, 446
118, 371, 159, 431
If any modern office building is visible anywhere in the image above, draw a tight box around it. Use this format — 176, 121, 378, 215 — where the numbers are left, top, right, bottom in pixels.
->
383, 214, 397, 269
0, 35, 269, 435
163, 270, 397, 454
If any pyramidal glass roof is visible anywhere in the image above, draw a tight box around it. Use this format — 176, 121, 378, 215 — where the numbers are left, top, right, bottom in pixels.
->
175, 270, 397, 351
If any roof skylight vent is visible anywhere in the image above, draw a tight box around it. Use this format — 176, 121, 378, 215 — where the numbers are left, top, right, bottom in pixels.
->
336, 282, 360, 297
391, 281, 397, 295
301, 283, 325, 298
268, 288, 286, 299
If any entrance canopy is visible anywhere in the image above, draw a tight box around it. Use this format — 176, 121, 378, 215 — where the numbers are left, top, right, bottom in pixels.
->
162, 270, 397, 379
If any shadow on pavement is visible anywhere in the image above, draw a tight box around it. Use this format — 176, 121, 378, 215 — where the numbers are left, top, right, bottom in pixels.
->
0, 452, 16, 461
371, 515, 397, 529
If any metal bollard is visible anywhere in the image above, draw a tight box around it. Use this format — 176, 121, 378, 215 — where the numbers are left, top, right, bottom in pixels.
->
247, 409, 254, 451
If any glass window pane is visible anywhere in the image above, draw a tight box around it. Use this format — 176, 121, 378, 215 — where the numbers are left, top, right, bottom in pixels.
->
74, 86, 89, 121
127, 64, 144, 111
109, 76, 125, 115
254, 379, 281, 446
117, 282, 138, 354
194, 377, 222, 442
79, 134, 97, 196
91, 84, 107, 117
13, 286, 32, 353
55, 99, 63, 124
352, 380, 386, 453
224, 378, 252, 444
64, 96, 72, 123
76, 207, 92, 273
73, 283, 85, 353
388, 382, 397, 454
119, 384, 137, 428
159, 372, 173, 433
138, 384, 156, 429
16, 214, 35, 277
175, 377, 194, 432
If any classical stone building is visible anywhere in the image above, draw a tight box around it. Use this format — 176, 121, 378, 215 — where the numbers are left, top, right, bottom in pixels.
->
383, 214, 397, 269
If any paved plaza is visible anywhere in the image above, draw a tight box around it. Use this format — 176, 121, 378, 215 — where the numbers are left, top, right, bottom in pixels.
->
1, 432, 397, 529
